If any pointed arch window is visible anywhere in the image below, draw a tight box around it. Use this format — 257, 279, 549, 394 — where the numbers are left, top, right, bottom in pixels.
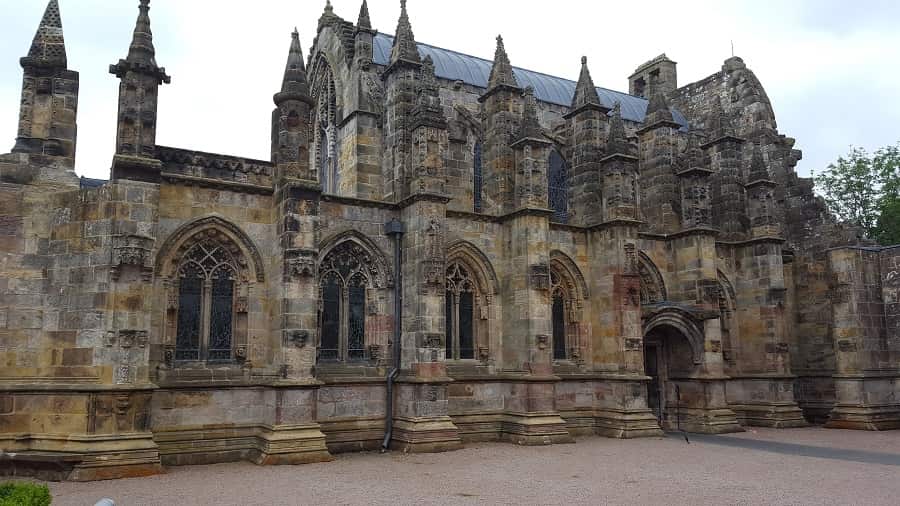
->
548, 149, 569, 223
318, 242, 379, 362
550, 268, 574, 361
313, 57, 339, 194
445, 262, 479, 360
174, 239, 240, 362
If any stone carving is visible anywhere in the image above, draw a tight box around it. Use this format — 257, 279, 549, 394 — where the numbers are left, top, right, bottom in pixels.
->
624, 243, 638, 275
284, 248, 317, 281
625, 338, 643, 351
105, 331, 117, 348
163, 344, 175, 367
111, 234, 154, 280
115, 394, 131, 416
368, 344, 381, 361
530, 264, 550, 291
285, 330, 309, 349
423, 259, 445, 289
235, 296, 249, 314
537, 334, 549, 350
118, 330, 147, 349
478, 346, 490, 363
234, 344, 248, 362
115, 365, 131, 385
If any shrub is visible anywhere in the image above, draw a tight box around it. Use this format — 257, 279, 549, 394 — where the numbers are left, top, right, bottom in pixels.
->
0, 482, 52, 506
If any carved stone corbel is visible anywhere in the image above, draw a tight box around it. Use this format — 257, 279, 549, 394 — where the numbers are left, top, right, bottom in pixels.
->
111, 234, 154, 281
284, 248, 317, 281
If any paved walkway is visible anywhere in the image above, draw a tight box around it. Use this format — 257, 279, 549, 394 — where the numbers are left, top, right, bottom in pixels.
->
47, 428, 900, 506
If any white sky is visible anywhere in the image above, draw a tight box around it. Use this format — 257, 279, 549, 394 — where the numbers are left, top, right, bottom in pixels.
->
2, 0, 899, 180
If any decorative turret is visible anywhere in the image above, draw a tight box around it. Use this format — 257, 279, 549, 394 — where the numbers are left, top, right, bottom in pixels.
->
510, 87, 552, 210
702, 97, 747, 238
272, 29, 314, 181
12, 0, 79, 166
479, 35, 523, 214
318, 0, 340, 32
110, 0, 170, 181
564, 56, 606, 226
382, 0, 423, 200
408, 56, 449, 195
636, 84, 681, 234
599, 102, 640, 222
745, 143, 780, 237
354, 0, 376, 70
677, 135, 714, 229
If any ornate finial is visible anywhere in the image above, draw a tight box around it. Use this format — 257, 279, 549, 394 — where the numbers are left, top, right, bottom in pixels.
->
358, 0, 372, 30
277, 29, 310, 103
390, 0, 420, 64
607, 101, 632, 156
325, 0, 333, 13
487, 34, 518, 90
110, 0, 169, 83
22, 0, 67, 68
571, 55, 601, 110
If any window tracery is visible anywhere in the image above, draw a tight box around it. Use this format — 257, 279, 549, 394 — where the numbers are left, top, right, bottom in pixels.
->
548, 149, 569, 223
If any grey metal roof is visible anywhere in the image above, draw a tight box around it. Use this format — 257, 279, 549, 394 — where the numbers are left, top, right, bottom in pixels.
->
373, 33, 688, 128
79, 177, 106, 189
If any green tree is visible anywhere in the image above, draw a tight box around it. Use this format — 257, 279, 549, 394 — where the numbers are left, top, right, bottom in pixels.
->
815, 143, 900, 246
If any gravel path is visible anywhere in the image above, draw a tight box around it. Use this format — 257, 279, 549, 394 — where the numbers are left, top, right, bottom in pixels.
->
47, 428, 900, 506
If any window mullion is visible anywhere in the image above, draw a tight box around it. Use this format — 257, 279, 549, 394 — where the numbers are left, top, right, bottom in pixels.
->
201, 278, 213, 361
454, 293, 461, 361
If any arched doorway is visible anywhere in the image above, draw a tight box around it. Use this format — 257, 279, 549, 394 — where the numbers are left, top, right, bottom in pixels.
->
644, 325, 699, 428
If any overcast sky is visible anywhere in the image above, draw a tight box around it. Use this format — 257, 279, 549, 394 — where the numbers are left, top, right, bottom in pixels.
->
2, 0, 899, 181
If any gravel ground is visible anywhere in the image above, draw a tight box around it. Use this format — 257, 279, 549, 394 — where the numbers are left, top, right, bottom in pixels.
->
47, 428, 900, 506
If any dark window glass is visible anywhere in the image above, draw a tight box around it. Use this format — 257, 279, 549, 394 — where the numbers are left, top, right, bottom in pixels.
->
320, 277, 341, 361
549, 150, 569, 223
175, 275, 202, 361
474, 142, 483, 213
348, 283, 366, 361
459, 292, 475, 360
552, 294, 567, 361
319, 128, 329, 192
208, 277, 234, 361
445, 291, 454, 359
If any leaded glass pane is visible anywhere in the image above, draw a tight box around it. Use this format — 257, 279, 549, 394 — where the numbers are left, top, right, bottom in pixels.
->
208, 277, 234, 361
176, 275, 202, 361
459, 292, 475, 360
474, 142, 483, 213
348, 282, 366, 361
552, 294, 567, 361
549, 150, 569, 223
445, 291, 454, 360
320, 277, 341, 361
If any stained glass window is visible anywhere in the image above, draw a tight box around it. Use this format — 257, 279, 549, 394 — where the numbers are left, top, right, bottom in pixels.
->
445, 290, 454, 360
552, 294, 567, 361
174, 239, 240, 363
548, 149, 569, 223
445, 262, 480, 361
459, 292, 475, 360
318, 241, 379, 363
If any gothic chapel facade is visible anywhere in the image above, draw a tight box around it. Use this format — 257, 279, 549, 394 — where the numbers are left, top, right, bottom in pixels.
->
1, 0, 898, 481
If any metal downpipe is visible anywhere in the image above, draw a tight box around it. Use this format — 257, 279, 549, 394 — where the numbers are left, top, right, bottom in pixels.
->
382, 219, 404, 451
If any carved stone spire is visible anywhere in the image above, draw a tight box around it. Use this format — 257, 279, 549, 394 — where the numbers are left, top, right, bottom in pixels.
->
357, 0, 372, 30
21, 0, 67, 68
391, 0, 421, 65
111, 0, 169, 84
571, 56, 602, 110
516, 87, 544, 141
644, 90, 674, 126
487, 35, 518, 90
276, 28, 311, 103
606, 102, 633, 157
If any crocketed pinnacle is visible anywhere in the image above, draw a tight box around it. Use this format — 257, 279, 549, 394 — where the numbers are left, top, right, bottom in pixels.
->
645, 90, 674, 125
127, 0, 157, 66
487, 35, 519, 90
23, 0, 67, 68
680, 134, 705, 169
279, 29, 310, 99
517, 87, 543, 140
357, 0, 372, 30
390, 0, 421, 64
606, 102, 633, 156
748, 143, 771, 182
571, 56, 602, 110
